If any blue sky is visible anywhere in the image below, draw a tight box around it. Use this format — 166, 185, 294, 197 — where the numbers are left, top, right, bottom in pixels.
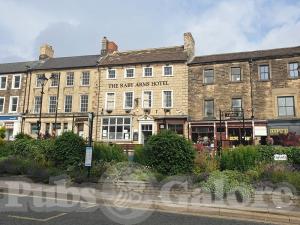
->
0, 0, 300, 63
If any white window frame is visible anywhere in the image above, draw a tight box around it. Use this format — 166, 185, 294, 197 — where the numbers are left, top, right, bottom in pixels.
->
80, 94, 89, 112
143, 66, 154, 77
80, 71, 90, 86
66, 72, 74, 87
48, 96, 57, 113
105, 92, 115, 110
35, 74, 44, 88
64, 95, 73, 113
162, 90, 173, 108
101, 116, 132, 141
12, 74, 22, 89
124, 68, 135, 78
162, 65, 173, 76
107, 69, 116, 79
33, 96, 41, 114
142, 90, 153, 108
9, 96, 19, 113
50, 73, 59, 87
0, 75, 8, 90
123, 91, 134, 109
288, 62, 299, 78
0, 97, 5, 113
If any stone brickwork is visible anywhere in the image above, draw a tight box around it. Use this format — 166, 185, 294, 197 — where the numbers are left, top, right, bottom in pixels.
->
188, 56, 300, 121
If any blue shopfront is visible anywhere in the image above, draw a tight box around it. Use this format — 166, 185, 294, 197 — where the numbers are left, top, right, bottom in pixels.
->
0, 115, 21, 140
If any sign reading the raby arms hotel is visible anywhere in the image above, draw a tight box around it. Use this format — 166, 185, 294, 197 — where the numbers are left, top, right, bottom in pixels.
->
108, 80, 169, 88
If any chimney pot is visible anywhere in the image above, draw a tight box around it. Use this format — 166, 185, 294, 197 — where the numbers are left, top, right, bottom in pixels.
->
39, 44, 54, 60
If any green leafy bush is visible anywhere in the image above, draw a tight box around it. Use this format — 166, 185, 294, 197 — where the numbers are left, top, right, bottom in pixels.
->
133, 145, 146, 165
93, 143, 127, 162
13, 138, 33, 158
201, 170, 254, 200
194, 151, 219, 173
50, 132, 85, 168
15, 133, 32, 140
220, 146, 258, 172
0, 141, 14, 158
0, 127, 5, 139
144, 130, 196, 176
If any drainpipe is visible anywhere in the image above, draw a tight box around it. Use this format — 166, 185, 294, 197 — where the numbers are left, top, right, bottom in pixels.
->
95, 63, 101, 141
21, 66, 30, 133
53, 72, 61, 137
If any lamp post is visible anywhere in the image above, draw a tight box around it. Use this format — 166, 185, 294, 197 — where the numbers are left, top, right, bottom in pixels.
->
37, 74, 49, 139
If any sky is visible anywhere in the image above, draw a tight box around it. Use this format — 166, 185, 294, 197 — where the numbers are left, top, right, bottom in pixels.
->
0, 0, 300, 63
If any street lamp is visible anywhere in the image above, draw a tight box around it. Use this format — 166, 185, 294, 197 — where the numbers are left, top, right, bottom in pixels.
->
37, 74, 49, 139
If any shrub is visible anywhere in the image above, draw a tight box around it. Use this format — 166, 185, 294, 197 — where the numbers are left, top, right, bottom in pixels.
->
93, 143, 127, 162
133, 145, 146, 165
50, 132, 86, 168
144, 130, 196, 176
0, 127, 5, 139
13, 138, 33, 158
0, 141, 14, 158
15, 133, 32, 140
201, 170, 254, 200
194, 151, 219, 173
220, 145, 258, 172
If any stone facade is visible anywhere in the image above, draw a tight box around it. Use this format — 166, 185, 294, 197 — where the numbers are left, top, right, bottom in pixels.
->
22, 67, 100, 140
98, 62, 189, 144
0, 72, 27, 139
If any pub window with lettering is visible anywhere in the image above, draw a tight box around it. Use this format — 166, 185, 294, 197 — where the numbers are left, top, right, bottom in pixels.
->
203, 69, 214, 84
277, 96, 295, 116
102, 117, 131, 140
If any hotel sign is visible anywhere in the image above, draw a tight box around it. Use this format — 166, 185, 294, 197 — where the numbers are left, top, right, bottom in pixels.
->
269, 128, 288, 135
224, 111, 242, 118
108, 80, 169, 89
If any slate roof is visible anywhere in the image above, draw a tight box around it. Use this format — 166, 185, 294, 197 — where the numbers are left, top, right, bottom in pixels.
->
0, 61, 38, 74
35, 55, 100, 70
99, 46, 188, 66
190, 46, 300, 65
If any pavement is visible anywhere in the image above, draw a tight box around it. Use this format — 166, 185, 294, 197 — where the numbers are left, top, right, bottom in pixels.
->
0, 177, 299, 224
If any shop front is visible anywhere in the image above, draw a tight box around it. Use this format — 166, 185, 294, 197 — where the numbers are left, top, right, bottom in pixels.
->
268, 119, 300, 145
0, 115, 21, 140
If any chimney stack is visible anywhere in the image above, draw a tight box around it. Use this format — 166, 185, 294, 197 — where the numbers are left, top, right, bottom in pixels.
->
101, 37, 118, 56
39, 44, 54, 60
183, 32, 195, 60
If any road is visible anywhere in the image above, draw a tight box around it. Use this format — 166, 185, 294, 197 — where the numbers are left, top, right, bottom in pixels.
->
0, 193, 274, 225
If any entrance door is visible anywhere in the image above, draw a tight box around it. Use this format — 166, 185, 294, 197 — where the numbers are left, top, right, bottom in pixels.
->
141, 124, 153, 144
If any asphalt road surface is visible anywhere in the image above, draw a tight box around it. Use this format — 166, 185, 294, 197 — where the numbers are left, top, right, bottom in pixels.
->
0, 193, 274, 225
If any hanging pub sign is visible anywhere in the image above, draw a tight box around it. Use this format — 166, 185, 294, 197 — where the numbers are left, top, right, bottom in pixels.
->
224, 111, 242, 119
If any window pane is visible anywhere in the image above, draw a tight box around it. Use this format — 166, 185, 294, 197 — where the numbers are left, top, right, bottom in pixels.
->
80, 95, 88, 112
164, 66, 172, 76
231, 67, 241, 81
204, 100, 214, 117
163, 91, 172, 108
285, 97, 294, 106
126, 69, 134, 78
0, 98, 4, 112
277, 97, 285, 107
124, 92, 133, 108
144, 67, 152, 77
286, 107, 294, 116
81, 71, 90, 85
108, 69, 116, 79
51, 73, 59, 87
